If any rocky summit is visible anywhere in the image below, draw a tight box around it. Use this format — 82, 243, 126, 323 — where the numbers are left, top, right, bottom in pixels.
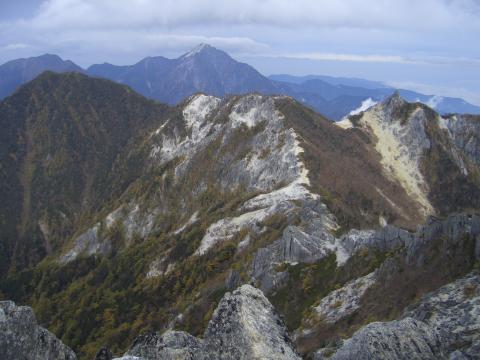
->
0, 71, 480, 360
112, 285, 300, 360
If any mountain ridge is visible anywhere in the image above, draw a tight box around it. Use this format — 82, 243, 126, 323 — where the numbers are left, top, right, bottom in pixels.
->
87, 44, 278, 104
0, 71, 480, 359
0, 54, 84, 99
1, 45, 480, 119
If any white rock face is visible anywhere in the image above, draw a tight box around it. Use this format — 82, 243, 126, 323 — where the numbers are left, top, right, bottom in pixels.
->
204, 285, 301, 360
60, 202, 158, 263
146, 257, 175, 279
314, 271, 377, 324
439, 113, 480, 168
173, 211, 199, 235
183, 94, 221, 129
60, 223, 108, 264
335, 118, 353, 129
358, 97, 433, 216
194, 94, 330, 255
195, 207, 272, 255
59, 93, 342, 263
152, 94, 222, 165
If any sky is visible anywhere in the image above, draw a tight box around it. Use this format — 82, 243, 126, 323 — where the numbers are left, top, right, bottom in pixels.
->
1, 0, 480, 105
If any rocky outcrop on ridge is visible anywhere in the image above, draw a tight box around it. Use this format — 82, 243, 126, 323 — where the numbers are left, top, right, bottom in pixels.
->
0, 300, 76, 360
118, 284, 300, 360
346, 94, 480, 219
440, 114, 480, 168
251, 211, 480, 295
339, 213, 480, 265
313, 271, 377, 324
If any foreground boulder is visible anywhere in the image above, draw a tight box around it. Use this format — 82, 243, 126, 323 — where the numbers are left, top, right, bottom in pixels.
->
315, 318, 448, 360
118, 284, 301, 360
315, 271, 480, 359
0, 300, 76, 360
403, 271, 480, 358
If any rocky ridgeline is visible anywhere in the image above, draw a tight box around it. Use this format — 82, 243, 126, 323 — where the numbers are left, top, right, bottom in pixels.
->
0, 301, 76, 359
251, 212, 480, 294
60, 93, 324, 264
340, 213, 480, 265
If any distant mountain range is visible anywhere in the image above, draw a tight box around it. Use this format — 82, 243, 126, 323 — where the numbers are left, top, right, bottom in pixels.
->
269, 74, 388, 89
88, 44, 277, 104
0, 54, 84, 99
1, 44, 479, 119
273, 74, 480, 118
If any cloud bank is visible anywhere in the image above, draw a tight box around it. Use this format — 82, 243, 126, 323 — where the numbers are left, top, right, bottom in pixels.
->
26, 0, 480, 31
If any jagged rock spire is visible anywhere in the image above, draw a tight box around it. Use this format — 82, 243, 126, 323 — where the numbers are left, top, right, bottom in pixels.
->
382, 90, 407, 109
122, 285, 301, 360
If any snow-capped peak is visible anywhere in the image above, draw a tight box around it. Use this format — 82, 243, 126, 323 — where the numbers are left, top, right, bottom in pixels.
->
182, 43, 213, 58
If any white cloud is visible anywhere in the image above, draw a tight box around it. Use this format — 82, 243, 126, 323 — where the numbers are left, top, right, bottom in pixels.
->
2, 43, 29, 50
277, 52, 420, 64
1, 0, 480, 63
387, 81, 480, 106
270, 52, 480, 66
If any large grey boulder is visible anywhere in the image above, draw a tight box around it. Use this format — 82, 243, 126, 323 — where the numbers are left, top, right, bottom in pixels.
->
203, 284, 300, 359
404, 271, 480, 358
0, 301, 76, 360
314, 317, 448, 360
315, 271, 480, 360
118, 285, 301, 360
